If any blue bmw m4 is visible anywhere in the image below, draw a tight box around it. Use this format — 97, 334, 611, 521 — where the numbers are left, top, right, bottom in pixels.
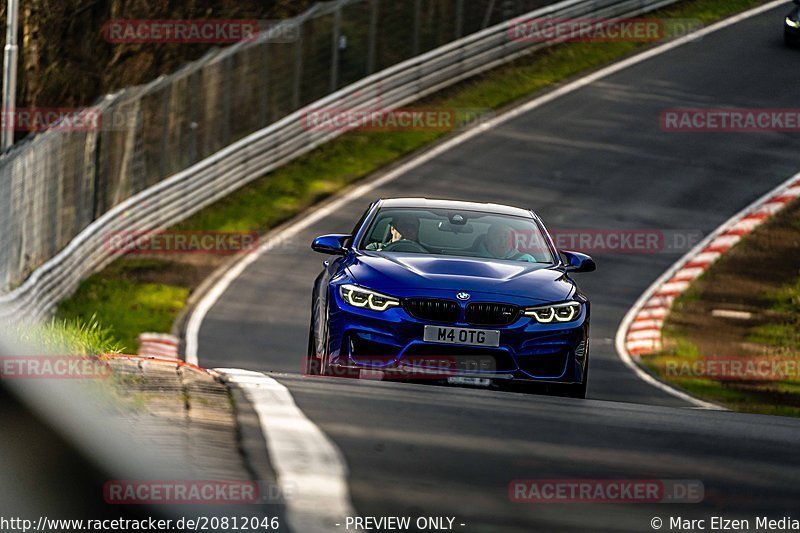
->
307, 198, 596, 398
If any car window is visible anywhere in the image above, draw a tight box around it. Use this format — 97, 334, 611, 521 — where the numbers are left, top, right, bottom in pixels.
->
359, 207, 555, 263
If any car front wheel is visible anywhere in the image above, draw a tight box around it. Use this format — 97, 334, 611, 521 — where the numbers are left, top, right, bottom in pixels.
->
561, 364, 589, 399
305, 321, 323, 376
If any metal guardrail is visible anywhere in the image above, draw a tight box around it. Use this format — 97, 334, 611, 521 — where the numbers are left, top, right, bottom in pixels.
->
0, 0, 559, 293
0, 0, 684, 322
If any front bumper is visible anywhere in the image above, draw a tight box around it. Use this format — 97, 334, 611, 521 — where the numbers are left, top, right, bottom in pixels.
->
326, 288, 590, 384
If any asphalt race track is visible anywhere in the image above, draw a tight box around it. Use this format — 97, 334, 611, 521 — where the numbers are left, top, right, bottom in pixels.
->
196, 5, 800, 532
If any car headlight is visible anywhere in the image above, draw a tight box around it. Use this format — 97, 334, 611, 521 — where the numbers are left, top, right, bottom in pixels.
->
339, 284, 400, 312
524, 302, 581, 323
786, 17, 800, 28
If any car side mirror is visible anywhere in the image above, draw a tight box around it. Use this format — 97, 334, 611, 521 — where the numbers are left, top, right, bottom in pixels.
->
311, 234, 350, 255
562, 250, 596, 273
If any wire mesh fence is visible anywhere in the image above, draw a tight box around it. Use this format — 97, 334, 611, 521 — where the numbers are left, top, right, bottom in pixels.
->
0, 0, 565, 292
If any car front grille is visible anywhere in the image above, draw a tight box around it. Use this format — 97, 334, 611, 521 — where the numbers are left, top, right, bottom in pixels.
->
465, 302, 520, 326
403, 298, 460, 323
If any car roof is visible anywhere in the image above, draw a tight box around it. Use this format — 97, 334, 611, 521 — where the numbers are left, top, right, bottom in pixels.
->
377, 198, 533, 218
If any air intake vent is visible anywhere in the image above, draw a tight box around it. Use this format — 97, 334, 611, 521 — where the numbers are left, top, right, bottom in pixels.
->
465, 302, 520, 326
575, 341, 586, 358
403, 298, 459, 323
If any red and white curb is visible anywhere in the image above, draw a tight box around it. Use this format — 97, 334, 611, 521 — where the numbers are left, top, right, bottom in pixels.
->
616, 172, 800, 408
138, 333, 180, 359
106, 353, 218, 377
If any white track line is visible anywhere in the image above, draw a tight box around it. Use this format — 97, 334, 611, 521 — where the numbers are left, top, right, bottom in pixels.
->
185, 0, 787, 367
218, 369, 355, 533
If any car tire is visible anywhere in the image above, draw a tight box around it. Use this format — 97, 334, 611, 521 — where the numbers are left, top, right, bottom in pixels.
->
305, 321, 323, 376
305, 310, 359, 379
562, 380, 588, 399
562, 364, 589, 399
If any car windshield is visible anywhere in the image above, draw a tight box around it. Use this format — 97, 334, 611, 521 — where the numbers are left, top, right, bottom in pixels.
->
358, 207, 556, 264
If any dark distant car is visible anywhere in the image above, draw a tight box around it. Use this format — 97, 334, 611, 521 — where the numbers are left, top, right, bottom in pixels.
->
306, 198, 596, 398
785, 0, 800, 45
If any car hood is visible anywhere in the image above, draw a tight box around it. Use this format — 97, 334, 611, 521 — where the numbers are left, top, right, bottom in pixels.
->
346, 252, 574, 304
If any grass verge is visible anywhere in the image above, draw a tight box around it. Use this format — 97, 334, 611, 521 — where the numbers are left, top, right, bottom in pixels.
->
58, 259, 193, 352
642, 198, 800, 417
10, 316, 123, 356
57, 0, 769, 353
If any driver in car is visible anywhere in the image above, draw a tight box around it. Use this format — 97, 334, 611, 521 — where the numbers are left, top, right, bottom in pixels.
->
479, 223, 537, 262
367, 214, 421, 251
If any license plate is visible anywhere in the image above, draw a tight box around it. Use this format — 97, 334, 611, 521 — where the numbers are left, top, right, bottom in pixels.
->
423, 325, 500, 347
447, 377, 492, 387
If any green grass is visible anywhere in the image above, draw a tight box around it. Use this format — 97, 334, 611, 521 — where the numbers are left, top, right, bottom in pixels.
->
58, 0, 769, 352
650, 223, 800, 417
642, 342, 800, 418
57, 260, 191, 353
10, 316, 123, 356
748, 278, 800, 351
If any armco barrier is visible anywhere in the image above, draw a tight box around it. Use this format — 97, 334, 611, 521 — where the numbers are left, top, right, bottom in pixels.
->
0, 0, 685, 322
0, 0, 565, 293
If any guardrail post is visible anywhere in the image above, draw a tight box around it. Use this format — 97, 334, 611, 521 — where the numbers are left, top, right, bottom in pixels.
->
0, 161, 9, 289
330, 6, 342, 93
413, 0, 422, 56
189, 71, 199, 164
222, 56, 232, 146
80, 103, 99, 224
50, 139, 61, 257
455, 0, 464, 39
483, 0, 496, 28
367, 0, 378, 74
259, 43, 271, 127
292, 25, 304, 110
91, 104, 104, 221
159, 88, 169, 179
501, 0, 516, 20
